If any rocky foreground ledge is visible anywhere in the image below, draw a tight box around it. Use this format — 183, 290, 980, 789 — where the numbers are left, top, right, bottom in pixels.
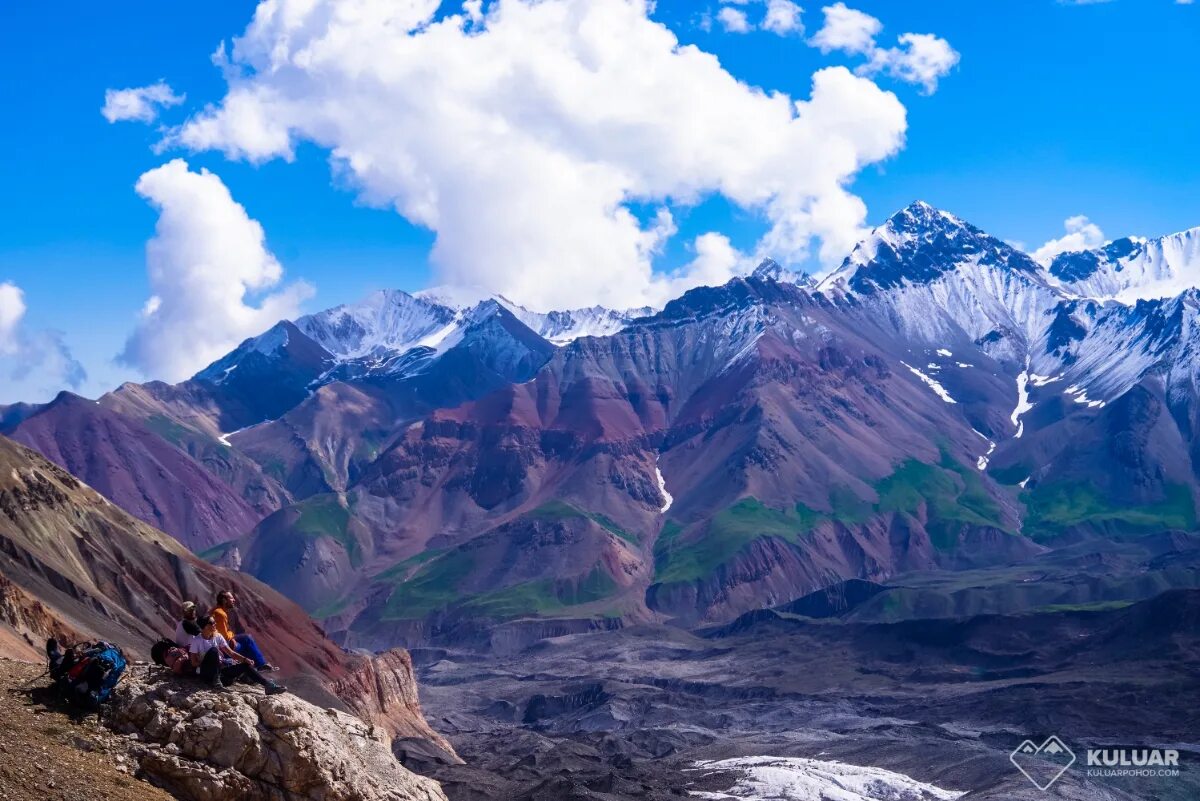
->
105, 663, 448, 801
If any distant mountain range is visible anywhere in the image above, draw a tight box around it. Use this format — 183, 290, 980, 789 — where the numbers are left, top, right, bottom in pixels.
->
5, 201, 1200, 649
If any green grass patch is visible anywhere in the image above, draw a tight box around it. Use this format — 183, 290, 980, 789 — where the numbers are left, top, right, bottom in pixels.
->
1023, 482, 1197, 540
1031, 600, 1135, 614
382, 549, 476, 620
654, 498, 816, 584
462, 567, 617, 618
877, 453, 1008, 548
292, 494, 362, 567
382, 549, 619, 621
528, 500, 639, 544
374, 548, 446, 584
310, 594, 354, 619
196, 541, 236, 563
827, 485, 873, 525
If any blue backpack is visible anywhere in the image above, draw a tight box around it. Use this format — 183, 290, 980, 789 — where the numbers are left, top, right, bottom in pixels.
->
50, 640, 127, 708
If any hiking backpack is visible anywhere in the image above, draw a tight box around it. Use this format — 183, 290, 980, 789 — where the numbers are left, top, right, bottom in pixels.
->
51, 641, 127, 708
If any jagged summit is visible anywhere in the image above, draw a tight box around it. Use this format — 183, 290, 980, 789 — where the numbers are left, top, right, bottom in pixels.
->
751, 257, 816, 288
1050, 225, 1200, 303
818, 201, 1044, 295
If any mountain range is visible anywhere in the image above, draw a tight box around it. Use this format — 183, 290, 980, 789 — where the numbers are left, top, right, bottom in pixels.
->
5, 201, 1200, 651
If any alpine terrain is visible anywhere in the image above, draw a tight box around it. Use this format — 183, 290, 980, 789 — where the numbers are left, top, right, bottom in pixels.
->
4, 203, 1199, 800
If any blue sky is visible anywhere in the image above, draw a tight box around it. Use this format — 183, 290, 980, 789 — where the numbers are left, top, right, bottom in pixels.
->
0, 0, 1197, 402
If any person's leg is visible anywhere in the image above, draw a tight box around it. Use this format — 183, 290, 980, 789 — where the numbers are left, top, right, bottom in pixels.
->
220, 663, 258, 685
222, 662, 286, 694
199, 649, 222, 686
234, 634, 269, 669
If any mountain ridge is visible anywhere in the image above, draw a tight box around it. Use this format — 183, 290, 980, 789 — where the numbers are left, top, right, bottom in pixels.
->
8, 201, 1200, 651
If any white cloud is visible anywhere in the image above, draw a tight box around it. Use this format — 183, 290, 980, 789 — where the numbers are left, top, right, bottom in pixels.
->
169, 0, 908, 311
810, 4, 957, 94
0, 282, 26, 355
860, 33, 960, 94
810, 2, 881, 54
762, 0, 805, 35
101, 81, 185, 124
120, 159, 313, 381
1032, 215, 1107, 264
0, 282, 87, 402
718, 6, 752, 33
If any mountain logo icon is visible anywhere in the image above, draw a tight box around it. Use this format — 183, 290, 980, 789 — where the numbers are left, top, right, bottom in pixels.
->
1010, 735, 1076, 790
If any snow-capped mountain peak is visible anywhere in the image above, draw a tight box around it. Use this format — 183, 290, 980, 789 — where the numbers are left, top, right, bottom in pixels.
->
819, 201, 1043, 296
1050, 226, 1200, 303
751, 258, 816, 289
295, 289, 457, 360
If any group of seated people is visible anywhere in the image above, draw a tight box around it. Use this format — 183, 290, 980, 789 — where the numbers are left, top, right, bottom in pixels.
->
160, 589, 287, 695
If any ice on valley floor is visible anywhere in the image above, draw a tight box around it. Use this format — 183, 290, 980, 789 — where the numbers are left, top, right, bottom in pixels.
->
936, 348, 953, 357
690, 756, 965, 801
901, 362, 956, 404
656, 457, 673, 513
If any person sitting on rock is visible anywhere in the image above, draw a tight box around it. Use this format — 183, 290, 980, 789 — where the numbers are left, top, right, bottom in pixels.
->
189, 615, 286, 694
174, 600, 200, 648
210, 589, 277, 671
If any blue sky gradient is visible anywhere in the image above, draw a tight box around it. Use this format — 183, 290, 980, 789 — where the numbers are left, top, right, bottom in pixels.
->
0, 0, 1196, 401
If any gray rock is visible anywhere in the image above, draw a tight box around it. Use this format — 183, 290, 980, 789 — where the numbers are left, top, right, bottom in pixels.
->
106, 668, 448, 801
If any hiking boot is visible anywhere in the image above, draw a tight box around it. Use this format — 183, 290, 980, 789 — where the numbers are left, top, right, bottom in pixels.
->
211, 676, 225, 691
265, 683, 287, 696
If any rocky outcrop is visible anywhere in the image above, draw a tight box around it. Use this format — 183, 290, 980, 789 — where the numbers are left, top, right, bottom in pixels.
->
107, 665, 448, 801
333, 649, 460, 762
0, 573, 84, 659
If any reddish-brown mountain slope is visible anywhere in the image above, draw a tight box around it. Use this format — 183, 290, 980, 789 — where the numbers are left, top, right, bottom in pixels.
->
5, 392, 266, 551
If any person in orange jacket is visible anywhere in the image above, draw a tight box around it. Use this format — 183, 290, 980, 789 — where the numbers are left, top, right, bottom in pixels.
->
210, 589, 277, 672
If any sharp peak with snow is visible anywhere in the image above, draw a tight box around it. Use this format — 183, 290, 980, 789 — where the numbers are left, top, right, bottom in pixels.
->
751, 257, 816, 288
817, 201, 1046, 296
1048, 225, 1200, 304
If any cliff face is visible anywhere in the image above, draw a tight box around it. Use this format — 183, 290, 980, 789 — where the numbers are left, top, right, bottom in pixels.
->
0, 433, 453, 763
334, 648, 460, 761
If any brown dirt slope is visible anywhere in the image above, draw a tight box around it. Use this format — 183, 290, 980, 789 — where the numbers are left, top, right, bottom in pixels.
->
0, 657, 174, 801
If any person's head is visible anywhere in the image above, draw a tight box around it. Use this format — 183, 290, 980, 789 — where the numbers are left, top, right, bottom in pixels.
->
216, 590, 237, 609
198, 615, 217, 637
181, 601, 197, 620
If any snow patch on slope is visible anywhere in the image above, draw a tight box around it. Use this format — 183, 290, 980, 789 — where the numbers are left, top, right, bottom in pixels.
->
690, 756, 965, 801
901, 362, 956, 404
656, 457, 673, 514
972, 429, 996, 471
1011, 360, 1033, 438
1065, 384, 1106, 408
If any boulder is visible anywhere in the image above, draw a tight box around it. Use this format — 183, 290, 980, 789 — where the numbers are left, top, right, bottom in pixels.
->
106, 665, 448, 801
